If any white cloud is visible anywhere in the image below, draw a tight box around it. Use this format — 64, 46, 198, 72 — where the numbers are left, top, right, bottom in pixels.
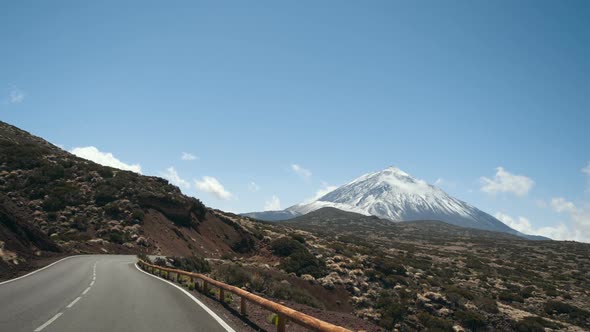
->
195, 176, 232, 200
248, 181, 260, 192
5, 87, 25, 104
264, 195, 281, 211
496, 206, 590, 242
160, 167, 190, 189
181, 152, 198, 161
480, 167, 534, 196
494, 212, 534, 234
434, 178, 456, 188
305, 182, 338, 203
291, 164, 312, 181
70, 146, 142, 173
550, 197, 577, 214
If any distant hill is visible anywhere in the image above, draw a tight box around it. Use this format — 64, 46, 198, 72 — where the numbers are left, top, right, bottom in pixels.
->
282, 207, 526, 241
0, 121, 257, 276
245, 166, 548, 240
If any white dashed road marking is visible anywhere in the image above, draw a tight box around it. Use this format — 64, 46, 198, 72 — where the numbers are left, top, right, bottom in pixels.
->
34, 312, 62, 332
66, 297, 81, 309
33, 260, 98, 331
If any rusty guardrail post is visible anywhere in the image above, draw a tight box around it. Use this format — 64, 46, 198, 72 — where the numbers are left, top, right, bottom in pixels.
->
277, 313, 286, 332
240, 297, 247, 316
219, 288, 225, 302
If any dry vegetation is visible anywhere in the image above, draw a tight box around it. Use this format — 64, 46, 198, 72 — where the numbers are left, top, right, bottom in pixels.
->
212, 208, 590, 331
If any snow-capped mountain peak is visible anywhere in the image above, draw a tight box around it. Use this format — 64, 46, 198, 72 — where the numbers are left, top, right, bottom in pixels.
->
244, 166, 540, 239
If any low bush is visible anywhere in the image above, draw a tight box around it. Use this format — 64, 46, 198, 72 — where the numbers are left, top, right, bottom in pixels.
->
544, 301, 590, 325
417, 312, 453, 331
269, 237, 305, 257
456, 309, 486, 331
376, 291, 408, 329
514, 316, 562, 332
498, 291, 524, 303
170, 256, 211, 273
474, 296, 499, 314
280, 249, 326, 278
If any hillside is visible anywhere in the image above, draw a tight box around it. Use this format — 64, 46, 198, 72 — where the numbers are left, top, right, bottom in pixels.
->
259, 208, 589, 331
0, 121, 257, 277
2, 121, 589, 331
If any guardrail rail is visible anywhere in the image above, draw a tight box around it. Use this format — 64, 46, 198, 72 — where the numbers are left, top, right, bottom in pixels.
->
137, 259, 352, 332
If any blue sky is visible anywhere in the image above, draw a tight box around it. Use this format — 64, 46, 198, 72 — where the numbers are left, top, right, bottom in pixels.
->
1, 1, 589, 241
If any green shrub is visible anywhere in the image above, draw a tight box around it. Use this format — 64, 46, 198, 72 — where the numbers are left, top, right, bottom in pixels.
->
231, 236, 256, 253
520, 286, 535, 298
136, 253, 149, 262
499, 291, 524, 303
515, 316, 562, 332
131, 208, 145, 221
95, 184, 119, 206
290, 233, 306, 243
267, 281, 323, 309
418, 312, 453, 331
544, 301, 590, 325
107, 232, 125, 244
154, 257, 167, 267
270, 237, 305, 257
280, 249, 326, 278
170, 256, 211, 273
475, 296, 499, 314
373, 257, 407, 276
376, 291, 407, 329
42, 183, 82, 211
213, 264, 250, 287
456, 309, 486, 331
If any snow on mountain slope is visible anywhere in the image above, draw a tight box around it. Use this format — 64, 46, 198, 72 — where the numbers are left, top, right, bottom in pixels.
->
244, 166, 542, 238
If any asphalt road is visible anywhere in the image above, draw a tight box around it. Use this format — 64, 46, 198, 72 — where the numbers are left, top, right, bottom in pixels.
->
0, 255, 234, 332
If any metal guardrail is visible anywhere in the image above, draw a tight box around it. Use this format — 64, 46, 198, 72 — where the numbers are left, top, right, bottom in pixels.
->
137, 260, 352, 332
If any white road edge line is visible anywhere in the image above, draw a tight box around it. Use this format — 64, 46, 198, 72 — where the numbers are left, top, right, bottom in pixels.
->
83, 287, 91, 295
134, 263, 236, 332
34, 312, 62, 331
66, 296, 82, 308
0, 255, 82, 286
89, 280, 95, 286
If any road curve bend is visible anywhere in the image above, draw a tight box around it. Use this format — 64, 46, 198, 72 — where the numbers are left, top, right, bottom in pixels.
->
0, 255, 234, 332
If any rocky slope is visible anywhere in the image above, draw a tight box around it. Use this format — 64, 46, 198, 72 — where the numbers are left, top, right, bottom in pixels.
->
0, 121, 257, 277
228, 209, 590, 331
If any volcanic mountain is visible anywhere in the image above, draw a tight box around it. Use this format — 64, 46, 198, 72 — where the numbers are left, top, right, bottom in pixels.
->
244, 166, 543, 239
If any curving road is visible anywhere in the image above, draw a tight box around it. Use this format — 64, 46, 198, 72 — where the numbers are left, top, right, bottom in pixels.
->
0, 255, 234, 332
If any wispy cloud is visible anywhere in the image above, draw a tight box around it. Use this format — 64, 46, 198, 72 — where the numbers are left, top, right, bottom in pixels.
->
550, 197, 577, 214
70, 146, 142, 173
160, 167, 190, 189
495, 211, 581, 241
248, 181, 260, 192
305, 182, 338, 203
480, 167, 534, 196
494, 212, 534, 234
264, 195, 281, 211
195, 176, 232, 200
291, 164, 312, 181
181, 152, 198, 161
5, 86, 25, 104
